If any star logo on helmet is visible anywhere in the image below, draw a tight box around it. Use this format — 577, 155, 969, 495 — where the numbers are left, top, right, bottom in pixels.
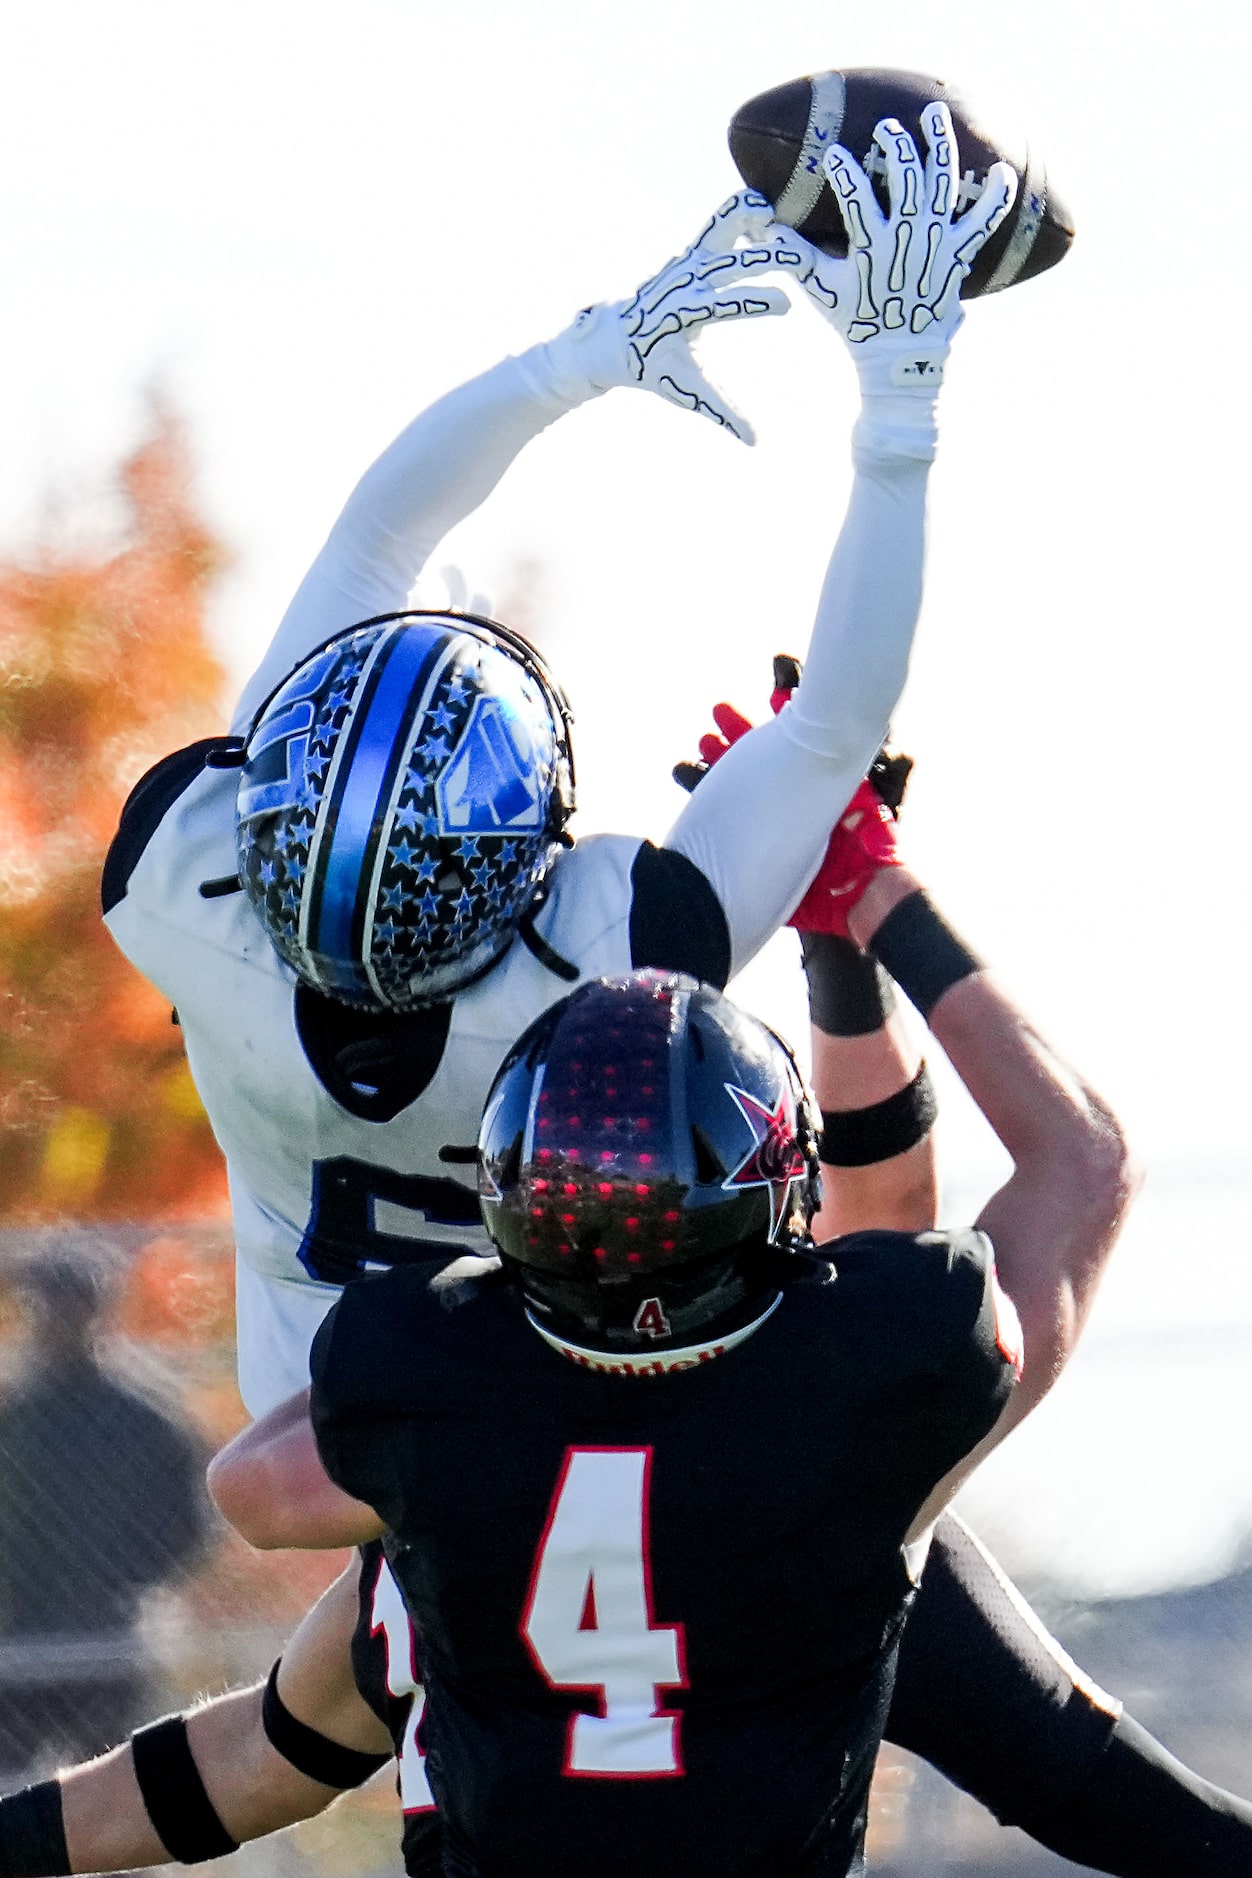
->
722, 1084, 807, 1241
414, 856, 439, 884
392, 838, 420, 869
392, 800, 421, 833
420, 733, 451, 768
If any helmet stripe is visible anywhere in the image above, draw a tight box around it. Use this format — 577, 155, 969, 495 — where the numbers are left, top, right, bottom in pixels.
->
357, 631, 481, 1005
304, 624, 445, 976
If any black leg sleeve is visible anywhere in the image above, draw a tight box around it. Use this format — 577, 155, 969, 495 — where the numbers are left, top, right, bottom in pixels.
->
1025, 1713, 1252, 1876
889, 1515, 1252, 1875
886, 1512, 1120, 1823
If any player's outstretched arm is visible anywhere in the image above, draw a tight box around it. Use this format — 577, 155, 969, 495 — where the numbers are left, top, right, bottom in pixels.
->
787, 720, 937, 1235
681, 701, 1252, 1878
802, 927, 938, 1238
845, 864, 1139, 1532
207, 1388, 385, 1550
232, 193, 784, 729
673, 658, 937, 1233
0, 1566, 392, 1875
662, 110, 1016, 974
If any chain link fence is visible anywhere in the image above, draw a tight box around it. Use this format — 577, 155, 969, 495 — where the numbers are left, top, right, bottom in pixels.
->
0, 1225, 398, 1878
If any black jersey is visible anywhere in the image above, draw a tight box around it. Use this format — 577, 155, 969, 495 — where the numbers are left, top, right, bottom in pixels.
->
352, 1540, 444, 1878
314, 1229, 1016, 1878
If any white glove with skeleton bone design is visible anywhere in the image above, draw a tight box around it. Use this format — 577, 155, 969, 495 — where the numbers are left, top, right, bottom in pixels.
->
532, 191, 789, 444
769, 102, 1017, 404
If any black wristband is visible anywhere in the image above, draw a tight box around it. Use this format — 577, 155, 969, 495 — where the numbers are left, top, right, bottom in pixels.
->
262, 1660, 391, 1788
819, 1063, 937, 1167
131, 1715, 239, 1864
867, 890, 983, 1020
800, 933, 897, 1037
0, 1782, 70, 1878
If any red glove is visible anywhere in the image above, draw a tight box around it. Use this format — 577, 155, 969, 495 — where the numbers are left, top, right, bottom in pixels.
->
672, 655, 803, 790
790, 779, 901, 938
672, 655, 911, 940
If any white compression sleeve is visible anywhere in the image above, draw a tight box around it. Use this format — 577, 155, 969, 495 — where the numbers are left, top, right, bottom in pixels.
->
231, 345, 599, 732
663, 415, 932, 976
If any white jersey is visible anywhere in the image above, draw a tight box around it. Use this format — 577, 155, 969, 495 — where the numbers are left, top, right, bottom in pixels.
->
103, 328, 937, 1411
105, 748, 734, 1409
108, 756, 680, 1286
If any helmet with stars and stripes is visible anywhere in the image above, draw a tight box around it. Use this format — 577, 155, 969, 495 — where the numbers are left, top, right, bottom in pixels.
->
477, 969, 823, 1369
235, 610, 575, 1010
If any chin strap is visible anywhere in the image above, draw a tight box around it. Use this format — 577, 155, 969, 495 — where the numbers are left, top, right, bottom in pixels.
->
516, 882, 579, 983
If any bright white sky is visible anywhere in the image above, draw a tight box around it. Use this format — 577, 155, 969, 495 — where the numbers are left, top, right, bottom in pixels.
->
3, 0, 1251, 1589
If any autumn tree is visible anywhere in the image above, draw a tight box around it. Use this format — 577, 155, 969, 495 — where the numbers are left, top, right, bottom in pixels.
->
0, 407, 232, 1223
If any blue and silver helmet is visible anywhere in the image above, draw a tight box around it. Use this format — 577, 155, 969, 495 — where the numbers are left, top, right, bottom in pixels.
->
235, 611, 575, 1009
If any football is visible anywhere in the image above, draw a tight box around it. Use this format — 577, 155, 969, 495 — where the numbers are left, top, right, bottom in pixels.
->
728, 68, 1073, 298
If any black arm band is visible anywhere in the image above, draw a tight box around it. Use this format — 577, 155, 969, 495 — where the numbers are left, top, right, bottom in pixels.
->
0, 1781, 70, 1877
261, 1660, 391, 1789
867, 890, 984, 1020
819, 1063, 937, 1167
131, 1716, 239, 1864
800, 933, 896, 1037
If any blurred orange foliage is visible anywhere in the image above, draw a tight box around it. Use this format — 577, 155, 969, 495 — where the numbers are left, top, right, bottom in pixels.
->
119, 1235, 237, 1346
0, 405, 232, 1223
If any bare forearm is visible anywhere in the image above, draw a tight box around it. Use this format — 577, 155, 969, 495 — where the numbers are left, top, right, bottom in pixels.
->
55, 1566, 392, 1872
814, 1140, 937, 1240
803, 927, 938, 1240
60, 1747, 169, 1872
56, 1691, 351, 1872
810, 1022, 937, 1238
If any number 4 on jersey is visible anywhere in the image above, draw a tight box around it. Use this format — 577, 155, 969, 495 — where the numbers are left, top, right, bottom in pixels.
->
521, 1446, 687, 1778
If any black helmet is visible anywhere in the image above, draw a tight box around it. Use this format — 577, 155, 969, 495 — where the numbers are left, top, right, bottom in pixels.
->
478, 969, 821, 1367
